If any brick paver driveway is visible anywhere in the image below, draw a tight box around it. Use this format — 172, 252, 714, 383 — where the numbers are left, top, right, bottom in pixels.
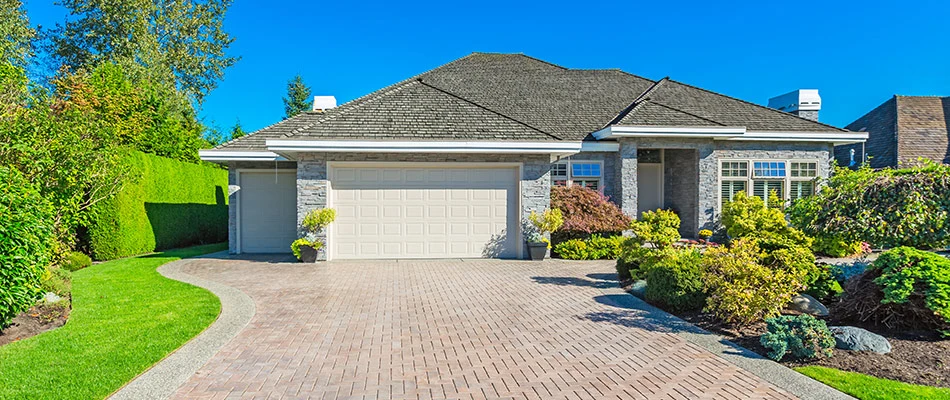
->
173, 257, 795, 399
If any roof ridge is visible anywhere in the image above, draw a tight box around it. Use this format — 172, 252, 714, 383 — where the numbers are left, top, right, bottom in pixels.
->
664, 78, 849, 132
511, 53, 569, 70
647, 101, 729, 126
417, 80, 563, 141
603, 77, 669, 128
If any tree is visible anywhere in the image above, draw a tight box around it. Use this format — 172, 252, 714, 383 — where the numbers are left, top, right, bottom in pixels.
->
0, 0, 34, 67
47, 0, 238, 104
230, 119, 246, 140
283, 74, 311, 118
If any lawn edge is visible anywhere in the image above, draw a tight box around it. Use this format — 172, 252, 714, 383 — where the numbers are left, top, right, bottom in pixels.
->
109, 251, 256, 399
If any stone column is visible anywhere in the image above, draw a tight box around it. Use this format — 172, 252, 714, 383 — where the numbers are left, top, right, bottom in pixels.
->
617, 140, 638, 218
697, 144, 718, 231
296, 155, 329, 260
521, 159, 552, 258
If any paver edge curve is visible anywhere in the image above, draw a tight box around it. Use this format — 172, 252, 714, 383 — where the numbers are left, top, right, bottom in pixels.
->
109, 252, 256, 400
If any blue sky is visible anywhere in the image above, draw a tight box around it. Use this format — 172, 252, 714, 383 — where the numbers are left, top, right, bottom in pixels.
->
24, 0, 950, 132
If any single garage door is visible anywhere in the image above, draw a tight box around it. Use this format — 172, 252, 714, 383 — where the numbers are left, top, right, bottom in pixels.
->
239, 170, 297, 253
330, 165, 519, 259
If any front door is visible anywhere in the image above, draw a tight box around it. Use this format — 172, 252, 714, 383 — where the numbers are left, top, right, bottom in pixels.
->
638, 156, 664, 218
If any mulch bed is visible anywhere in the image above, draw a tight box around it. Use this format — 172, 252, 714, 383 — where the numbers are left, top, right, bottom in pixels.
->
0, 302, 70, 347
674, 307, 950, 388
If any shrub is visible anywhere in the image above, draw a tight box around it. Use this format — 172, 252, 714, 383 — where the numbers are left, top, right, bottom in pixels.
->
551, 186, 631, 237
644, 248, 706, 312
616, 243, 652, 281
87, 150, 228, 260
804, 263, 844, 302
63, 251, 92, 272
703, 239, 806, 326
302, 208, 337, 233
630, 209, 681, 248
760, 315, 835, 361
528, 209, 564, 236
834, 247, 950, 333
0, 167, 55, 328
788, 163, 950, 250
555, 235, 624, 260
722, 191, 788, 239
41, 266, 72, 298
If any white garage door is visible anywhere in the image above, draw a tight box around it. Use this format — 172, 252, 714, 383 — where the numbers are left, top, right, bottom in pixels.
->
330, 165, 519, 259
239, 171, 297, 253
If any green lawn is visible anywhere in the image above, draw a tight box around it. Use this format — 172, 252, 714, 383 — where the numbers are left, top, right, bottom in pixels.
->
796, 366, 950, 400
0, 243, 225, 399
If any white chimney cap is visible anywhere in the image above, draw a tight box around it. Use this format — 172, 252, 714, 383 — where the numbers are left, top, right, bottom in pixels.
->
768, 89, 821, 112
312, 96, 337, 111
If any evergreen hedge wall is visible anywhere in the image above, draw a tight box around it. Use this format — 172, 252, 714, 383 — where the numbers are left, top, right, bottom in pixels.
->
87, 150, 228, 260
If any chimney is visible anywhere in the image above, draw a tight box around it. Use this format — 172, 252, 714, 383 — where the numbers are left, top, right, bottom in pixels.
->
312, 96, 337, 112
768, 89, 821, 121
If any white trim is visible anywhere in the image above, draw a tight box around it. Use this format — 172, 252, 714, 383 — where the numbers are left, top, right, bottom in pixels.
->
234, 168, 297, 254
199, 150, 286, 162
552, 159, 604, 191
325, 161, 524, 260
265, 140, 582, 156
717, 158, 822, 208
579, 141, 620, 152
593, 125, 868, 144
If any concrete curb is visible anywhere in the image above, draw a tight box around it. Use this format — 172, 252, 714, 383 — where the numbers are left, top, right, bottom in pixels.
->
597, 285, 854, 400
110, 252, 255, 400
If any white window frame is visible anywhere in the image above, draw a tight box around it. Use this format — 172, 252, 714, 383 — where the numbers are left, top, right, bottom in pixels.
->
718, 158, 821, 208
552, 160, 604, 191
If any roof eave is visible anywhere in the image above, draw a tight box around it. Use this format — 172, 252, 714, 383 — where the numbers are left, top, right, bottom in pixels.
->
264, 139, 583, 158
198, 150, 287, 162
593, 126, 867, 144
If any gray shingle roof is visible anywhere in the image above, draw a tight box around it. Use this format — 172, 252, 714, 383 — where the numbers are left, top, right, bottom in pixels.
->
216, 52, 847, 151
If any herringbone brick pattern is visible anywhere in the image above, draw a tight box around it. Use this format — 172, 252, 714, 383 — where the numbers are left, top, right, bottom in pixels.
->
173, 258, 795, 400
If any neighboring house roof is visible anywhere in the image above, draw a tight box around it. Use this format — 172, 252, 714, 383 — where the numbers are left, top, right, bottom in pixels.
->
840, 95, 950, 167
216, 52, 847, 151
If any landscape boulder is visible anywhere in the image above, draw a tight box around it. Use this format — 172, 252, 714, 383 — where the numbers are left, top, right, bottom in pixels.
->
829, 326, 892, 354
628, 280, 647, 299
785, 294, 830, 316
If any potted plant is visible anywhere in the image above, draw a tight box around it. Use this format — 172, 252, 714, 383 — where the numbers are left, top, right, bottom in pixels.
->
290, 208, 336, 263
526, 209, 564, 261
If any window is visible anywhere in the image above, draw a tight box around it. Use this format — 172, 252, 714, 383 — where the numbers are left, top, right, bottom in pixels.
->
552, 160, 603, 190
720, 159, 820, 208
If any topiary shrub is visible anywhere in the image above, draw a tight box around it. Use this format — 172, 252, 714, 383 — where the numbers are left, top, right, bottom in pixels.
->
551, 186, 631, 240
788, 163, 950, 250
0, 167, 55, 328
834, 247, 950, 334
63, 251, 92, 272
703, 239, 807, 326
644, 247, 706, 312
630, 209, 681, 248
760, 315, 835, 361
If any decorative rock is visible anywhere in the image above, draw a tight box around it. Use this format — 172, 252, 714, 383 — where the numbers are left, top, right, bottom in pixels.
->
628, 280, 647, 299
830, 326, 892, 354
786, 294, 830, 316
43, 292, 62, 303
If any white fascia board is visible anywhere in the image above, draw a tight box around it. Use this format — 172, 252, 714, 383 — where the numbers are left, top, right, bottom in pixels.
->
593, 126, 747, 140
722, 131, 869, 144
265, 140, 583, 155
579, 141, 620, 152
199, 150, 285, 162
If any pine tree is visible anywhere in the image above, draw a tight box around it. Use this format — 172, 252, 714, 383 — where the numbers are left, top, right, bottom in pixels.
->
282, 75, 312, 118
229, 120, 246, 140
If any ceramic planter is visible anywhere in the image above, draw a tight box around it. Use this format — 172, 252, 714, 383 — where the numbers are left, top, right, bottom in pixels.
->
527, 242, 548, 261
299, 245, 319, 263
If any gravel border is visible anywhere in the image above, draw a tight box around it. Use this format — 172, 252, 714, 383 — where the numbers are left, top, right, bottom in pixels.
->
598, 285, 855, 400
109, 252, 255, 400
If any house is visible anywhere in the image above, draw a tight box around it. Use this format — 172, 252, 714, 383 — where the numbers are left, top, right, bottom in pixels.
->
834, 95, 950, 168
200, 53, 867, 260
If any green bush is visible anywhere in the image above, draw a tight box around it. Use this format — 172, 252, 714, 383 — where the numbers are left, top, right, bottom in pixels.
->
644, 248, 706, 312
616, 243, 651, 280
555, 235, 625, 260
41, 266, 72, 298
630, 209, 681, 248
87, 150, 228, 260
0, 167, 55, 328
813, 235, 864, 258
788, 163, 950, 250
804, 263, 844, 302
703, 239, 807, 326
63, 251, 92, 272
722, 191, 788, 239
760, 315, 835, 361
873, 247, 950, 328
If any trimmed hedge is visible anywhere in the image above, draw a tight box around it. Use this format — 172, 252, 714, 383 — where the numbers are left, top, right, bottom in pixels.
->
87, 150, 228, 260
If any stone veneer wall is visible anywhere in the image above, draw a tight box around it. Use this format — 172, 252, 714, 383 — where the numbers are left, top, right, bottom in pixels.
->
663, 149, 699, 236
614, 138, 833, 233
294, 153, 552, 260
226, 161, 298, 254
